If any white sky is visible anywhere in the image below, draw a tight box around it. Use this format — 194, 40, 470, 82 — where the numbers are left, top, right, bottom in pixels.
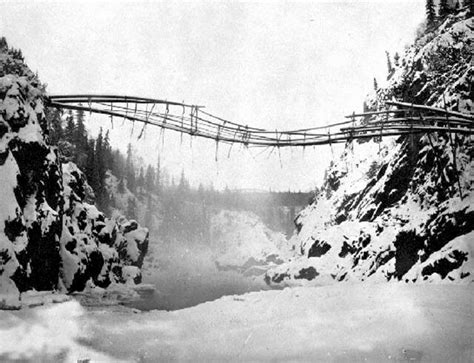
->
0, 0, 425, 191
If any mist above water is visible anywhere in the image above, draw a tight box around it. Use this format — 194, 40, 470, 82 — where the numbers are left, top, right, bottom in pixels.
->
127, 189, 309, 311
129, 243, 275, 311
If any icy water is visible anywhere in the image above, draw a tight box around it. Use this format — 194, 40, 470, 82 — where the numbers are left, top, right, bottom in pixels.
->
126, 244, 277, 311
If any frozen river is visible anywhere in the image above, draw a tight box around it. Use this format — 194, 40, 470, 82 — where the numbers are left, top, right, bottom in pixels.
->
2, 283, 472, 362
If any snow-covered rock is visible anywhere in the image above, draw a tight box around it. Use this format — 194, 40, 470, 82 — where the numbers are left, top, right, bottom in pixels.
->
266, 11, 474, 286
0, 44, 62, 307
0, 40, 149, 305
60, 162, 148, 292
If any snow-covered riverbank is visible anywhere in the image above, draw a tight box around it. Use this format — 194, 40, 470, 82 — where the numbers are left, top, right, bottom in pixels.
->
1, 283, 472, 362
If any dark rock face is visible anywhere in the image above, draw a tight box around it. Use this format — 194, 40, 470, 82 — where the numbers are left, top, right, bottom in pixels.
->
393, 230, 424, 279
295, 267, 318, 280
421, 250, 468, 279
308, 240, 331, 258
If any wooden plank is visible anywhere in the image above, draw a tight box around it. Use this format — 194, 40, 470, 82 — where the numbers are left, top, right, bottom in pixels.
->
386, 101, 474, 121
48, 94, 203, 108
344, 109, 405, 118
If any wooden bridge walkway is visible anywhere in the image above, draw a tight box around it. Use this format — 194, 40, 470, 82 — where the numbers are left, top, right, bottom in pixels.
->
46, 95, 474, 148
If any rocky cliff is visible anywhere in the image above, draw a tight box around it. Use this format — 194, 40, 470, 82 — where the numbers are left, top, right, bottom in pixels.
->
266, 10, 473, 286
0, 40, 148, 308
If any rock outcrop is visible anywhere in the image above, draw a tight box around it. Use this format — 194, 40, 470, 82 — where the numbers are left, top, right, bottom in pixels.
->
266, 10, 473, 286
0, 40, 148, 308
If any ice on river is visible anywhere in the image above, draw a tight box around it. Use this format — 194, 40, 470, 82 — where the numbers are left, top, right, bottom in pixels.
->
0, 283, 473, 362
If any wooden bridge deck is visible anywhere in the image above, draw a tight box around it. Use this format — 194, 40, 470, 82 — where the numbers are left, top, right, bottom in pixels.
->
46, 95, 474, 148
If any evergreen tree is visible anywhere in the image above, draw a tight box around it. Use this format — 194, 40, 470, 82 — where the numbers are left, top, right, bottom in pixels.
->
0, 37, 7, 51
46, 107, 63, 145
94, 128, 110, 211
178, 169, 190, 195
385, 51, 394, 79
73, 108, 86, 147
117, 177, 126, 194
426, 0, 436, 26
95, 128, 106, 185
145, 195, 153, 227
64, 110, 75, 143
11, 48, 23, 61
126, 143, 136, 193
73, 108, 87, 168
127, 196, 138, 220
373, 77, 378, 91
103, 131, 113, 172
112, 150, 125, 180
137, 167, 145, 190
438, 0, 449, 18
145, 165, 155, 192
155, 158, 161, 194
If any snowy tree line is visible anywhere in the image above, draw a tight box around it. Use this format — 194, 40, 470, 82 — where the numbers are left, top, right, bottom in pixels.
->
425, 0, 471, 28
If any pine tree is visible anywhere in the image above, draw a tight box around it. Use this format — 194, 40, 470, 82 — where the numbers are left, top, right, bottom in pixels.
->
103, 131, 113, 172
74, 108, 86, 146
438, 0, 449, 18
117, 177, 126, 194
426, 0, 436, 26
128, 170, 136, 193
385, 51, 394, 79
127, 196, 137, 220
46, 107, 63, 145
95, 128, 106, 185
112, 150, 125, 179
64, 110, 75, 143
73, 108, 87, 168
145, 195, 153, 227
0, 37, 8, 51
373, 77, 378, 91
155, 158, 161, 194
137, 167, 145, 191
126, 143, 136, 193
145, 165, 155, 192
178, 169, 190, 194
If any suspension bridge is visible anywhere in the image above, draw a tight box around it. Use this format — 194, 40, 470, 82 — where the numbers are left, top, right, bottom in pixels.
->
46, 95, 474, 148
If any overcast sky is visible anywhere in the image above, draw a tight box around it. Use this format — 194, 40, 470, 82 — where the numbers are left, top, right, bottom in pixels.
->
0, 0, 425, 191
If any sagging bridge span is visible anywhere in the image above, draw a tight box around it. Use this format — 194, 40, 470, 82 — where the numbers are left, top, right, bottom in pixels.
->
46, 95, 474, 149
